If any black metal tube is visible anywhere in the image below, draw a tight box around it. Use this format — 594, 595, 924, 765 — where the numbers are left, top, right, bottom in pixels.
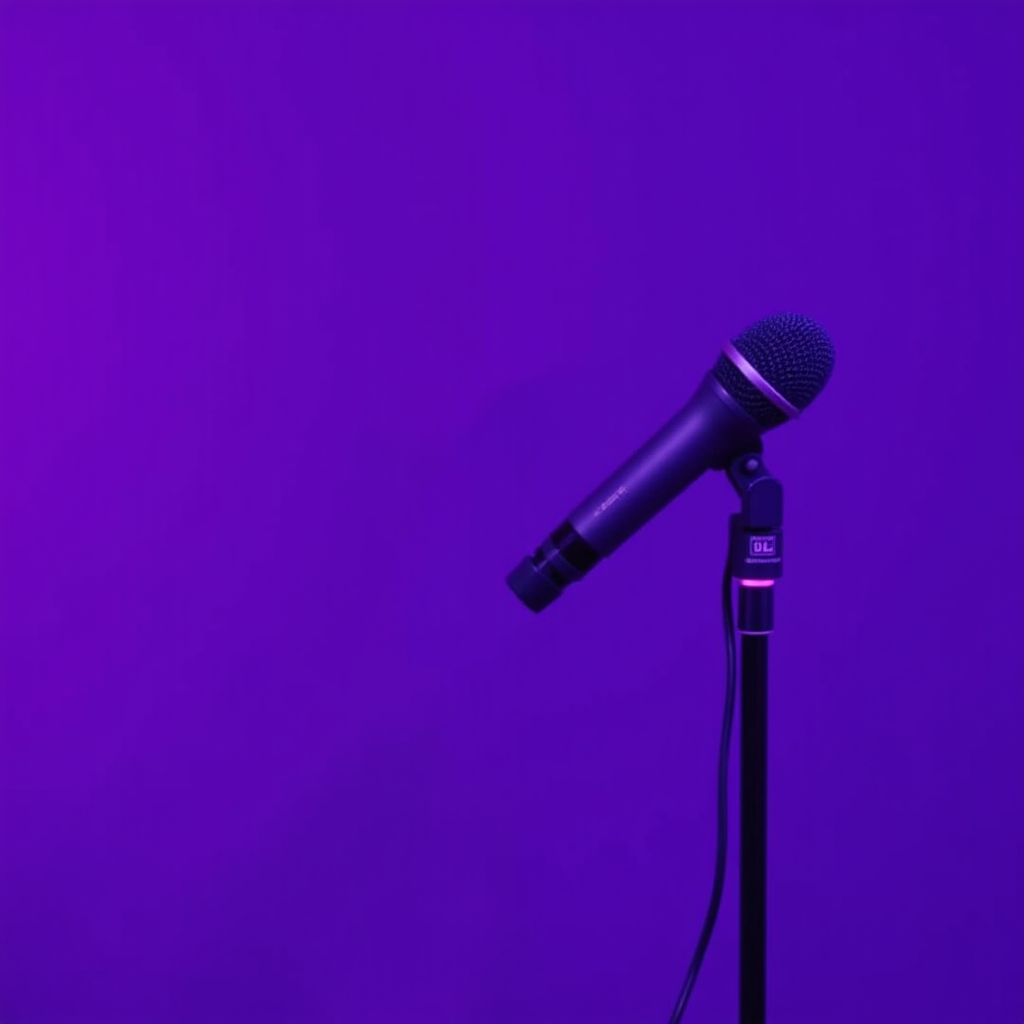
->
740, 632, 768, 1024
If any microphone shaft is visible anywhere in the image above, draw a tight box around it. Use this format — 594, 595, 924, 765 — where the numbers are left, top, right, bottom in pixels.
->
568, 374, 761, 556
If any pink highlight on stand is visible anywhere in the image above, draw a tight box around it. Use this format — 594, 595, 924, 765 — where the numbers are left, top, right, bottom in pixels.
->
738, 579, 775, 588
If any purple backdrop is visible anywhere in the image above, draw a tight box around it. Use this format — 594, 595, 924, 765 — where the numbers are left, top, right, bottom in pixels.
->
1, 2, 1022, 1023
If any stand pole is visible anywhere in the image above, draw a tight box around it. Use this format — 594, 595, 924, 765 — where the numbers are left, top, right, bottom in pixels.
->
727, 452, 781, 1024
739, 629, 769, 1024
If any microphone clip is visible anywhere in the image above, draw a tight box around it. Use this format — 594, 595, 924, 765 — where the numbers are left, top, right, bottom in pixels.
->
727, 453, 783, 635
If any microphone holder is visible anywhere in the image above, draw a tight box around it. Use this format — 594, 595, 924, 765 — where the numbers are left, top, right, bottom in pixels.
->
726, 452, 783, 1024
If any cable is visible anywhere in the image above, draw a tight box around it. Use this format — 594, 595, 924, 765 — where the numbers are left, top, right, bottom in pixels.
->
667, 546, 737, 1024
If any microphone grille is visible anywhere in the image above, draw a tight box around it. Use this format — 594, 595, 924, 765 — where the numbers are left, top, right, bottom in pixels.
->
712, 313, 835, 429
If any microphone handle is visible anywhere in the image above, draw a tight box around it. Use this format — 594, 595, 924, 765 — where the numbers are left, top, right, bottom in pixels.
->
568, 373, 762, 556
505, 373, 763, 612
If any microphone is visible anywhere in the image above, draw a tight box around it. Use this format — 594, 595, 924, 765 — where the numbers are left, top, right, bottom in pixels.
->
506, 313, 835, 611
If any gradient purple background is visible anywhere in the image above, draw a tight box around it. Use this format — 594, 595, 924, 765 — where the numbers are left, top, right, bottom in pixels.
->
2, 2, 1022, 1023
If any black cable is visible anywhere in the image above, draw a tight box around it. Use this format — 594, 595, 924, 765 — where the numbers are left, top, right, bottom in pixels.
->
667, 547, 737, 1024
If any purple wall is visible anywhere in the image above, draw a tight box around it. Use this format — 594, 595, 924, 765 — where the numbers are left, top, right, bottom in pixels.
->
1, 3, 1022, 1023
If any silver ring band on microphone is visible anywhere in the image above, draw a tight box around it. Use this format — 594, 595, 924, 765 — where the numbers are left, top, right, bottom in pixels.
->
722, 341, 801, 420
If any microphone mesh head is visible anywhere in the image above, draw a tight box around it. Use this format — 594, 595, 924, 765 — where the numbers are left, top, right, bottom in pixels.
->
712, 313, 835, 429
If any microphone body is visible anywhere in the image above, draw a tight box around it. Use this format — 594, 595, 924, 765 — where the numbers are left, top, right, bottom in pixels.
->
507, 376, 761, 612
507, 314, 835, 612
566, 374, 761, 556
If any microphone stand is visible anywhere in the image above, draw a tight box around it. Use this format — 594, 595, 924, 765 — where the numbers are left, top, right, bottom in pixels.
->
727, 453, 783, 1024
